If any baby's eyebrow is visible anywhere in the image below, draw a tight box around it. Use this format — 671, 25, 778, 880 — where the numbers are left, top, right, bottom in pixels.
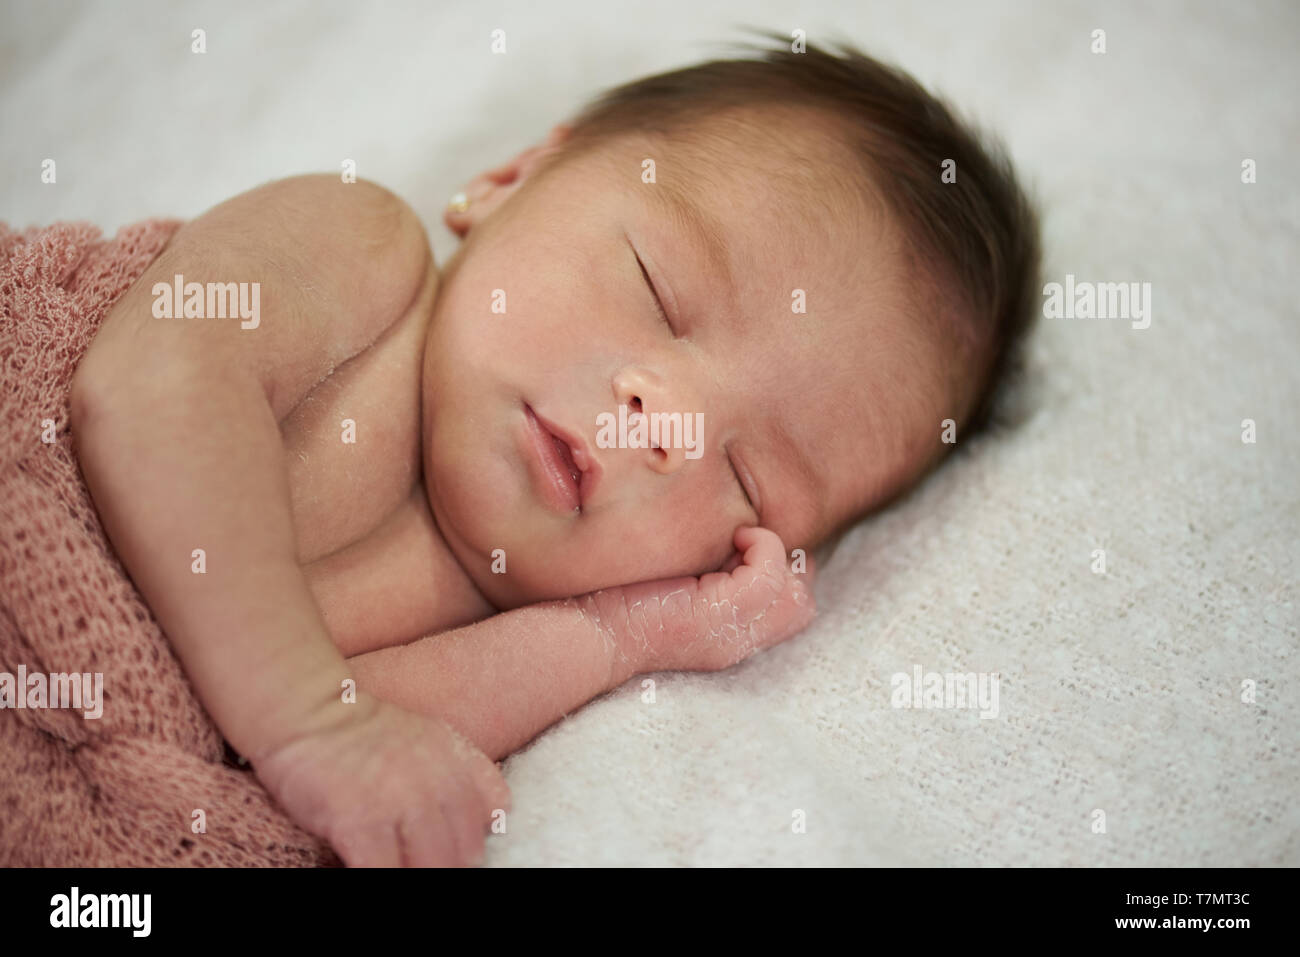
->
648, 184, 737, 327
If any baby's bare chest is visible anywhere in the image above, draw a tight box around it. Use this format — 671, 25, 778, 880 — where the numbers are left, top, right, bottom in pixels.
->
280, 313, 425, 563
277, 306, 490, 653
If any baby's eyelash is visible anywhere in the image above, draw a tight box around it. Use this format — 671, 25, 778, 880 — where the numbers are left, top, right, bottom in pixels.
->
634, 251, 673, 333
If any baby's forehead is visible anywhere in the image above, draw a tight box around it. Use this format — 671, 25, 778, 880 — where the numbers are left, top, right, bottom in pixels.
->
577, 103, 869, 215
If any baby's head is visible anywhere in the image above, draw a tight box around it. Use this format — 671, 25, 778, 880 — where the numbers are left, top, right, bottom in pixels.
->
422, 33, 1041, 609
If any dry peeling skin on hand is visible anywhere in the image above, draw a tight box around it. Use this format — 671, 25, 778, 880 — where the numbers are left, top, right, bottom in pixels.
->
567, 542, 813, 677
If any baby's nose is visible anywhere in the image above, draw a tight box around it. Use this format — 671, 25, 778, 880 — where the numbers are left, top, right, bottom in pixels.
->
608, 369, 701, 477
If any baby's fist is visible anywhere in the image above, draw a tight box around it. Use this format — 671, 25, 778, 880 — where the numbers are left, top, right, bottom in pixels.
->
251, 697, 509, 867
637, 526, 816, 673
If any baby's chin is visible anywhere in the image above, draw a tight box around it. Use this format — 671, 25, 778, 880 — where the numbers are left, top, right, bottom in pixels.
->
427, 495, 612, 605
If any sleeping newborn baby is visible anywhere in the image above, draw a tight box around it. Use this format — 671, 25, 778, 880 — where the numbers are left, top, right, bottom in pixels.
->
70, 36, 1039, 866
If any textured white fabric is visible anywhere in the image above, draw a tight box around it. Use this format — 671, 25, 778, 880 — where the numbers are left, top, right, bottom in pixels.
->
3, 0, 1295, 865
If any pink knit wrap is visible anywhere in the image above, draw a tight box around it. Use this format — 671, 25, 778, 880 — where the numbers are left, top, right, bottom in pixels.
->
0, 220, 336, 866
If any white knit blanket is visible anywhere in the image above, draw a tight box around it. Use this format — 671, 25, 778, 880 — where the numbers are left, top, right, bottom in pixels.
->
4, 0, 1294, 865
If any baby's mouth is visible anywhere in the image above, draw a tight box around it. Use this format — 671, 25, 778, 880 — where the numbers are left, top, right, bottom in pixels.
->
522, 404, 585, 514
550, 432, 581, 486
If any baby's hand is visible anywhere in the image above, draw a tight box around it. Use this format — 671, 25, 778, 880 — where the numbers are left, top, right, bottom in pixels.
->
250, 696, 510, 867
615, 526, 816, 674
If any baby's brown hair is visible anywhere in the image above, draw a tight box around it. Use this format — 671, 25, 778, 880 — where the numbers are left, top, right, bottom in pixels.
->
544, 29, 1042, 554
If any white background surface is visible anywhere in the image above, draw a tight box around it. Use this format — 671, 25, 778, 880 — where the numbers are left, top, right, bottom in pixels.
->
3, 0, 1296, 864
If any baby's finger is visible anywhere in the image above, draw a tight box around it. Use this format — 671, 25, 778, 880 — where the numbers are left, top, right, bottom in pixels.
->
443, 782, 490, 866
733, 525, 786, 571
401, 802, 460, 868
335, 820, 403, 868
717, 548, 744, 574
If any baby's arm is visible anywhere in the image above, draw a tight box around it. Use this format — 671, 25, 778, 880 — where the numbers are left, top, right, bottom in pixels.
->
72, 176, 506, 865
349, 527, 815, 761
72, 174, 425, 760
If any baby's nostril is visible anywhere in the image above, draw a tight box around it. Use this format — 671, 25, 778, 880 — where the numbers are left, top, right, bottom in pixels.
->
630, 395, 642, 413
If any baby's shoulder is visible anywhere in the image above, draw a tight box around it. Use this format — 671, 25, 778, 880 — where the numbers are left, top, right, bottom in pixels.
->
245, 173, 432, 285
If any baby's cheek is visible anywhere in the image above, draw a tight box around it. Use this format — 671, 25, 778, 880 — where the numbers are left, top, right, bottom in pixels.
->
642, 515, 734, 580
564, 515, 692, 586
